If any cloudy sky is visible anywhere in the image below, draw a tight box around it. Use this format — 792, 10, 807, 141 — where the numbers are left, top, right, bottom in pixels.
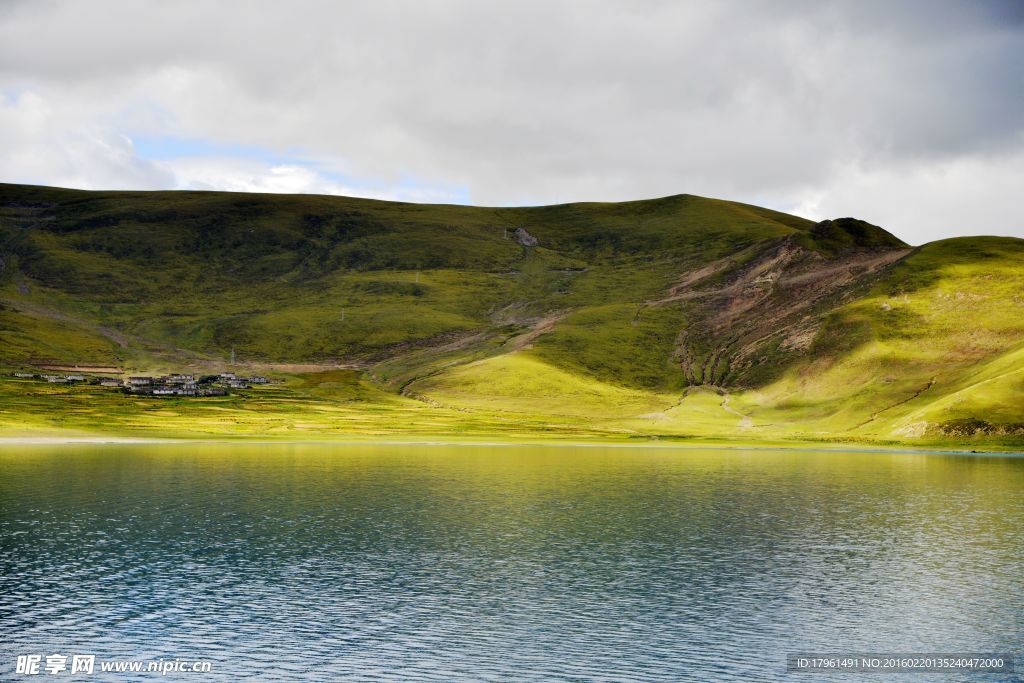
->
1, 0, 1022, 244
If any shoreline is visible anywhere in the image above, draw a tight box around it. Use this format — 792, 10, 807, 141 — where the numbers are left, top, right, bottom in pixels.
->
0, 435, 1021, 456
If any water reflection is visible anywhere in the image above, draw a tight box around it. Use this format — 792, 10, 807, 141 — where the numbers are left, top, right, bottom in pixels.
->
1, 444, 1022, 681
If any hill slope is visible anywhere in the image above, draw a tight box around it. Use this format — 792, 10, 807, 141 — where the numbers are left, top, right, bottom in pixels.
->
1, 183, 1021, 448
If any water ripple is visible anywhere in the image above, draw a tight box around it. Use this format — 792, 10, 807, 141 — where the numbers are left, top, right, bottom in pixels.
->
1, 444, 1022, 681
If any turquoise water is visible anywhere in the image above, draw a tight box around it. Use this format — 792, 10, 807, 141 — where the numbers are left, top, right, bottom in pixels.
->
1, 444, 1022, 681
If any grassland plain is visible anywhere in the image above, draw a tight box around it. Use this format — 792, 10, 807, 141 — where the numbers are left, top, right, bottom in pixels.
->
1, 183, 1022, 450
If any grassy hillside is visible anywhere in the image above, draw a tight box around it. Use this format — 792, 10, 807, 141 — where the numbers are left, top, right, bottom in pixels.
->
1, 183, 1021, 449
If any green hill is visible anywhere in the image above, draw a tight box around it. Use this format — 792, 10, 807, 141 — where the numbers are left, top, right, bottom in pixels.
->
1, 182, 1021, 449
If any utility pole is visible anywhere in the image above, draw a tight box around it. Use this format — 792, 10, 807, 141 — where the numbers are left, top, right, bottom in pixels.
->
415, 271, 420, 284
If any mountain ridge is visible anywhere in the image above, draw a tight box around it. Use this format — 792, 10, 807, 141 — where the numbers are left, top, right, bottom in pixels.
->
0, 182, 1021, 447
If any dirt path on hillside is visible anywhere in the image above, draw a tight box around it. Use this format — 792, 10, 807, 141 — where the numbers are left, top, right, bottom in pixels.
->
391, 310, 572, 401
849, 377, 937, 431
0, 296, 220, 369
35, 364, 123, 373
721, 392, 754, 429
236, 362, 367, 373
502, 310, 572, 351
649, 248, 911, 308
1, 297, 133, 348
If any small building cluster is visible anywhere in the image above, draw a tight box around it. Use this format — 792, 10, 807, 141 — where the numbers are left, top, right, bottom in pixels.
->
10, 371, 271, 397
126, 372, 269, 396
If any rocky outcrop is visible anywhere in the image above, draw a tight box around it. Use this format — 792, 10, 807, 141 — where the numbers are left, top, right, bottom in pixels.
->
937, 418, 1024, 437
512, 227, 538, 247
657, 234, 912, 388
804, 217, 907, 255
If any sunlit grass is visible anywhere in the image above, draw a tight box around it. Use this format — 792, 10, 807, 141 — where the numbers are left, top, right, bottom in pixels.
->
2, 185, 1023, 449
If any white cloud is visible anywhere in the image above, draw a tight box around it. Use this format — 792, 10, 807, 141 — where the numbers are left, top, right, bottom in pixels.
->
0, 90, 173, 190
162, 156, 462, 203
0, 88, 459, 203
168, 160, 358, 195
790, 150, 1024, 244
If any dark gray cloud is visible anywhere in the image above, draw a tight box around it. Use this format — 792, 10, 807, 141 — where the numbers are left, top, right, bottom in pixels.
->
1, 0, 1022, 243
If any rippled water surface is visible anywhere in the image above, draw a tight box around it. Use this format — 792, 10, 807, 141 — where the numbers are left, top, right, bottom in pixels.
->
1, 444, 1022, 681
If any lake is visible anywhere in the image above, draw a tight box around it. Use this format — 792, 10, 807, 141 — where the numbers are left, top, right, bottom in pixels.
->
1, 443, 1022, 681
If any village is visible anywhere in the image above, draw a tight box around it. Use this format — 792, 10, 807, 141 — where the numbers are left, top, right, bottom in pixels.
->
9, 371, 270, 397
